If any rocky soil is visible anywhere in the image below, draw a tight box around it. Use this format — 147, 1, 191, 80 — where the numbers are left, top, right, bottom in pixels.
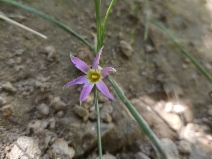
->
0, 0, 212, 159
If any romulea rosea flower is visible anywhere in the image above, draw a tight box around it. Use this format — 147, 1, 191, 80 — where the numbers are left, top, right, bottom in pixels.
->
64, 47, 116, 104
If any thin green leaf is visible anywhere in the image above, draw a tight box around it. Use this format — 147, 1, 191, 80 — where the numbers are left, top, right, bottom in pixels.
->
102, 0, 115, 43
150, 20, 212, 84
94, 39, 98, 54
107, 76, 167, 159
1, 0, 93, 50
94, 0, 102, 53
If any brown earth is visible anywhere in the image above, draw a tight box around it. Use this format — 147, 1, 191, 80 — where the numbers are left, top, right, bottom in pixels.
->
0, 0, 212, 159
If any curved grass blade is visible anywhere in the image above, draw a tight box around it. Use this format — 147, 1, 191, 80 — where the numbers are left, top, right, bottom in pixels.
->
150, 20, 212, 84
107, 75, 167, 159
0, 14, 47, 39
102, 0, 115, 43
1, 0, 93, 50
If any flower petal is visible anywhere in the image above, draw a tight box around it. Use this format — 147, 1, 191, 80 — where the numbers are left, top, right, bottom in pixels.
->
71, 56, 90, 73
80, 82, 94, 103
101, 67, 116, 78
96, 80, 114, 100
92, 47, 103, 70
64, 75, 87, 88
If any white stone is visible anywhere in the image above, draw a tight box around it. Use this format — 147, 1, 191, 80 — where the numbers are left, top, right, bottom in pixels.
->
178, 140, 192, 154
161, 138, 179, 159
37, 103, 49, 116
48, 138, 75, 159
160, 111, 183, 131
208, 109, 212, 116
8, 136, 41, 159
135, 152, 150, 159
96, 153, 116, 159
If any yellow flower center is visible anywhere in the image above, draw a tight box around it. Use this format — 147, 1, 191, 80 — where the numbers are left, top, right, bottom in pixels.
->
87, 69, 102, 84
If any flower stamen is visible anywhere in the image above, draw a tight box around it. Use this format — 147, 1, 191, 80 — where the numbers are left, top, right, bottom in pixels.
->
92, 75, 98, 79
87, 69, 102, 84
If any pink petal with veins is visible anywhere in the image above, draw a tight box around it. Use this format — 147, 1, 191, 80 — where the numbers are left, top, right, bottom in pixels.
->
80, 82, 94, 104
96, 80, 114, 100
92, 47, 103, 70
64, 75, 87, 88
71, 56, 90, 73
101, 67, 116, 78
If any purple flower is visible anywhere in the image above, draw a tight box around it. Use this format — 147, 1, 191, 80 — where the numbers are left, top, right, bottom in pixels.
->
64, 47, 116, 104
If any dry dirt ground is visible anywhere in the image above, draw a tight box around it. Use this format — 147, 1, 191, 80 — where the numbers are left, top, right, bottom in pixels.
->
0, 0, 212, 159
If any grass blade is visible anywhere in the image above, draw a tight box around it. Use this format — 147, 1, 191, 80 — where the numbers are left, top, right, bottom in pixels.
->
0, 14, 47, 39
107, 76, 167, 159
102, 0, 115, 43
94, 0, 102, 52
150, 20, 212, 84
1, 0, 93, 50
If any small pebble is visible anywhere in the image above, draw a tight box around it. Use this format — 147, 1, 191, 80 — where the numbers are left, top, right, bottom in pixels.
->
42, 153, 50, 159
16, 57, 22, 64
0, 104, 13, 116
50, 97, 67, 112
135, 152, 150, 159
97, 153, 116, 159
8, 14, 26, 23
90, 23, 96, 31
28, 120, 49, 133
14, 65, 25, 72
119, 40, 133, 57
101, 105, 113, 114
208, 109, 212, 116
47, 51, 56, 61
118, 32, 124, 40
178, 140, 192, 154
89, 111, 96, 120
82, 94, 93, 109
90, 104, 103, 112
82, 103, 91, 110
7, 59, 15, 67
40, 83, 51, 92
106, 32, 112, 38
2, 82, 17, 93
74, 106, 89, 121
56, 111, 64, 118
8, 136, 41, 159
45, 46, 56, 61
37, 103, 49, 116
45, 46, 55, 54
98, 93, 109, 103
0, 96, 7, 107
49, 118, 56, 130
15, 49, 24, 55
77, 48, 91, 62
100, 112, 112, 123
48, 138, 75, 159
145, 44, 155, 53
182, 63, 188, 69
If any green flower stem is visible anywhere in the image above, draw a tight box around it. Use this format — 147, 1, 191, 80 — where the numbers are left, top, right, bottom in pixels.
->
150, 20, 212, 84
107, 76, 167, 159
1, 0, 93, 50
94, 86, 103, 159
